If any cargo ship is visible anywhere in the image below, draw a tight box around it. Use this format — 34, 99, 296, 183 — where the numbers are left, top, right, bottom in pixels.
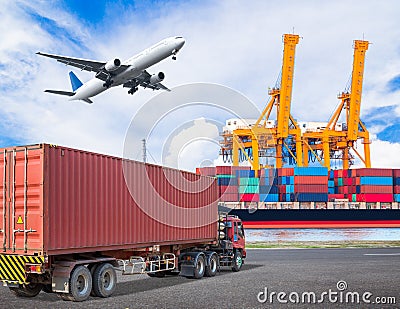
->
197, 166, 400, 228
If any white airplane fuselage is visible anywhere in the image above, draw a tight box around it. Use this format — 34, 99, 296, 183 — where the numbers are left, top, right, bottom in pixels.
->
71, 36, 185, 101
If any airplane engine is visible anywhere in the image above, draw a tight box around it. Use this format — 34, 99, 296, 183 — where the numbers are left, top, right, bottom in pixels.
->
104, 58, 121, 71
149, 72, 165, 84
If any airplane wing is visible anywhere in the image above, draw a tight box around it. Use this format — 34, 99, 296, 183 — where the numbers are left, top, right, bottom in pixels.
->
123, 70, 171, 92
36, 52, 129, 78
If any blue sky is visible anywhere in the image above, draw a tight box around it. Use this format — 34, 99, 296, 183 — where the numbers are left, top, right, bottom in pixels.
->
1, 0, 400, 168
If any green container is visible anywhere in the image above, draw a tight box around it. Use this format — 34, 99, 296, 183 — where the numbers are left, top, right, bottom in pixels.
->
239, 178, 260, 186
239, 185, 259, 194
338, 178, 343, 186
216, 174, 236, 178
352, 194, 357, 202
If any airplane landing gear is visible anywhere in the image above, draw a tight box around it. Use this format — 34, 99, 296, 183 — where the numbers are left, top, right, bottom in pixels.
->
172, 56, 177, 60
128, 87, 138, 95
103, 79, 114, 88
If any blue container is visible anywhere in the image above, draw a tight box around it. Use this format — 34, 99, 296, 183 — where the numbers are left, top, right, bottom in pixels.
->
394, 178, 400, 186
217, 178, 238, 186
394, 194, 400, 202
329, 170, 334, 179
286, 185, 294, 193
294, 167, 328, 176
328, 187, 335, 194
296, 193, 328, 202
328, 180, 334, 187
356, 185, 361, 194
260, 194, 279, 202
359, 176, 393, 186
236, 170, 255, 178
260, 185, 279, 194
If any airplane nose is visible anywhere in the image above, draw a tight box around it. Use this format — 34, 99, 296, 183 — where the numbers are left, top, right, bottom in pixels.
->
176, 37, 185, 49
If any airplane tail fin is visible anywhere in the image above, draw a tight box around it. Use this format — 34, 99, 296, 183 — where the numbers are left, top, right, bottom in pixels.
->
69, 71, 83, 91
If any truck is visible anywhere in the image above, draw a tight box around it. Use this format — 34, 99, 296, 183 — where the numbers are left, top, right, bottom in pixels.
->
0, 144, 246, 302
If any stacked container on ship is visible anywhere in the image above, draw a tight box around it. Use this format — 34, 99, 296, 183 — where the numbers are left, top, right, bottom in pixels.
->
0, 144, 246, 302
197, 166, 400, 228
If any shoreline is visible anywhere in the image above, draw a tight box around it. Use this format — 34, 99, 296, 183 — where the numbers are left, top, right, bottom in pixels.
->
246, 240, 400, 249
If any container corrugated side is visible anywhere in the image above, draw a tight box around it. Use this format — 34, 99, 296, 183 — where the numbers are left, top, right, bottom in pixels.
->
2, 144, 219, 256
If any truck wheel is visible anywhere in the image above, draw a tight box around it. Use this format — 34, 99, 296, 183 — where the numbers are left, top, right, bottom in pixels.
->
89, 264, 99, 296
9, 283, 43, 297
92, 263, 117, 298
232, 251, 243, 272
42, 284, 53, 293
193, 255, 205, 279
205, 254, 218, 277
66, 265, 92, 302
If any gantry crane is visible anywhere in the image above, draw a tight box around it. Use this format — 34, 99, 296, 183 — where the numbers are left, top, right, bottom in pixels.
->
220, 34, 303, 173
302, 40, 371, 169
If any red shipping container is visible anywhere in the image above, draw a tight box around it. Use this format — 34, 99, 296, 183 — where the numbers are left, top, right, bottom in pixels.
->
219, 185, 239, 195
0, 144, 218, 256
220, 193, 239, 202
239, 193, 259, 202
278, 185, 286, 194
277, 168, 294, 177
358, 185, 393, 194
337, 170, 343, 178
353, 168, 393, 177
216, 166, 233, 175
394, 186, 400, 194
294, 184, 327, 193
197, 166, 217, 176
333, 170, 339, 178
356, 194, 393, 203
346, 178, 354, 186
294, 176, 328, 185
393, 169, 400, 177
328, 194, 346, 200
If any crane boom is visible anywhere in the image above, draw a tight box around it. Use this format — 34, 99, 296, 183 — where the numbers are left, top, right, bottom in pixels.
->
277, 34, 300, 138
347, 40, 369, 141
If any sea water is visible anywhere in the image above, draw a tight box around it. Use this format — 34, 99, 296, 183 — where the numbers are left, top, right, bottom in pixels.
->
246, 228, 400, 242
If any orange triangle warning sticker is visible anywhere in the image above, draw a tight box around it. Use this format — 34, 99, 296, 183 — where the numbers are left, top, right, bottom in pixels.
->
17, 216, 23, 224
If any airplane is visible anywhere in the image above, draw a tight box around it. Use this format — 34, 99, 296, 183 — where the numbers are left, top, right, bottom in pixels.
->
37, 36, 185, 103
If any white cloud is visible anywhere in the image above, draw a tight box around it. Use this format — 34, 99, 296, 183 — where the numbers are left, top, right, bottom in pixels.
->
1, 0, 400, 169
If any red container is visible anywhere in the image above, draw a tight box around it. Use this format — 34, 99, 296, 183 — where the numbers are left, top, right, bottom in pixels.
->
219, 185, 239, 195
220, 193, 239, 202
346, 178, 354, 186
239, 193, 259, 202
294, 184, 327, 193
356, 194, 393, 203
197, 166, 217, 176
0, 144, 218, 256
358, 185, 393, 194
216, 166, 233, 175
394, 186, 400, 194
279, 168, 294, 176
328, 194, 345, 200
337, 170, 343, 178
393, 169, 400, 177
294, 176, 327, 185
353, 168, 393, 177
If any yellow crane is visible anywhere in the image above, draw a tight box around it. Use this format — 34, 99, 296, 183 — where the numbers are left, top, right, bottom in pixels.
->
220, 34, 303, 173
302, 40, 371, 169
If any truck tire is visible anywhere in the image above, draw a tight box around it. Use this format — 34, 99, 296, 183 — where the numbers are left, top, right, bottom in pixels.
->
193, 255, 205, 279
205, 254, 218, 277
232, 251, 243, 272
65, 265, 92, 302
89, 264, 99, 296
42, 284, 53, 293
92, 263, 117, 298
9, 283, 43, 297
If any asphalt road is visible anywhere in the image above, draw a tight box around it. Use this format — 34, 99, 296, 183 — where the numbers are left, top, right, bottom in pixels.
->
1, 248, 400, 308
